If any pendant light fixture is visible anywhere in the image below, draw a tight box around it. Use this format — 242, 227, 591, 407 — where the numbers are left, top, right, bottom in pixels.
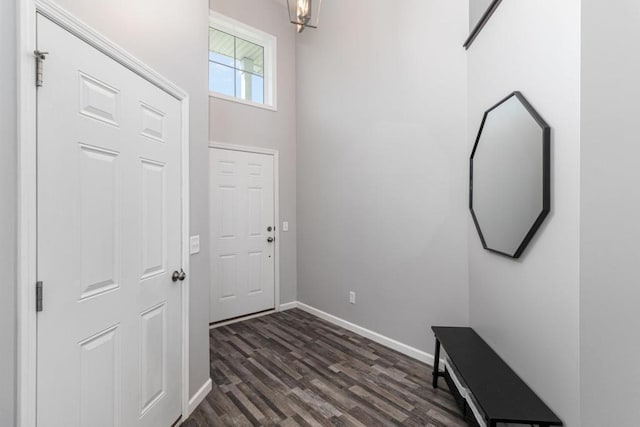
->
287, 0, 322, 33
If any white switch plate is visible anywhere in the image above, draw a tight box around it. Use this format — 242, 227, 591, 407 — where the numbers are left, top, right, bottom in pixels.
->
190, 235, 200, 254
282, 221, 289, 232
349, 291, 356, 304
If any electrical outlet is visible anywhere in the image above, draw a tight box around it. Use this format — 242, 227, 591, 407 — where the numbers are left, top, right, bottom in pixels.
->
283, 221, 289, 232
349, 291, 356, 304
190, 235, 200, 254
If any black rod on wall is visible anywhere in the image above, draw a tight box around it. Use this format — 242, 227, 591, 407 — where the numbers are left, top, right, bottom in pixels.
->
464, 0, 503, 50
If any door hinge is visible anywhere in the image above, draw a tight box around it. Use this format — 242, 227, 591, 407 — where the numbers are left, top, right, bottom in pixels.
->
34, 50, 49, 87
36, 281, 43, 313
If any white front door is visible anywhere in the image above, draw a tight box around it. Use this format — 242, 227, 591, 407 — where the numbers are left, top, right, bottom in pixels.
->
36, 14, 183, 427
210, 148, 276, 323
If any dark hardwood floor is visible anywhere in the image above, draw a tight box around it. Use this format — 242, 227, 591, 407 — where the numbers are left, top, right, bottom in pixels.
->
184, 308, 466, 427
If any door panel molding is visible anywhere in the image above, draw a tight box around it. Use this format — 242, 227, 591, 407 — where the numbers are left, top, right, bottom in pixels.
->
208, 141, 281, 316
17, 1, 192, 425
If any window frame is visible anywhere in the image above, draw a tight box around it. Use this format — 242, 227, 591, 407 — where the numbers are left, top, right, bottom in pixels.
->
209, 11, 277, 111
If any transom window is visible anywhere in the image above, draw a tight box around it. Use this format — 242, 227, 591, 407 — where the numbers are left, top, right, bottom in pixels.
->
209, 12, 277, 110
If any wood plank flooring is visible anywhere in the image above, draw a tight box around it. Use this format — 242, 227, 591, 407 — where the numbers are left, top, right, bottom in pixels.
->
184, 308, 467, 427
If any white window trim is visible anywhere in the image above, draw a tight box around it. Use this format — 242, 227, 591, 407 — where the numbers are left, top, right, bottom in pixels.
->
209, 11, 277, 111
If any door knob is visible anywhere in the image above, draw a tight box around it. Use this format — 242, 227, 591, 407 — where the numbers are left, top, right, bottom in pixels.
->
267, 236, 274, 243
172, 269, 186, 282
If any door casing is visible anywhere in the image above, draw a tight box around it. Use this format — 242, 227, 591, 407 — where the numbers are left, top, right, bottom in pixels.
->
208, 141, 281, 321
17, 1, 192, 425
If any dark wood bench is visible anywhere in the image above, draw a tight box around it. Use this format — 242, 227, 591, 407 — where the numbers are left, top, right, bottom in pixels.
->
431, 327, 563, 427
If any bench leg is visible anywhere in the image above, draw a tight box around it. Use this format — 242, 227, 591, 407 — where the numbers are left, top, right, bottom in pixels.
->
432, 338, 441, 389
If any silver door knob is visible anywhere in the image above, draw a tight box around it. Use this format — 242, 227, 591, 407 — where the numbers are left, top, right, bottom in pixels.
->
267, 236, 274, 243
172, 269, 186, 282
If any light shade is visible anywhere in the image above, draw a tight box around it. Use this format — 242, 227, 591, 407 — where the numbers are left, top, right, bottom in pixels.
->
287, 0, 323, 33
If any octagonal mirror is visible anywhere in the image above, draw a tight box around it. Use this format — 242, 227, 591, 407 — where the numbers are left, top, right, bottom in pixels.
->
470, 91, 550, 258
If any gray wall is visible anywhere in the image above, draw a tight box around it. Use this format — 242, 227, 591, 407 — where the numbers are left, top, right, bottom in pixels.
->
209, 0, 298, 304
52, 0, 211, 397
580, 1, 640, 425
1, 0, 17, 423
296, 0, 469, 355
467, 1, 581, 425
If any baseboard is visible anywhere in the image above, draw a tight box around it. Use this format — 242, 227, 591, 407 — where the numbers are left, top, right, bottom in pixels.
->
187, 378, 212, 416
278, 301, 298, 311
292, 301, 438, 366
208, 301, 441, 368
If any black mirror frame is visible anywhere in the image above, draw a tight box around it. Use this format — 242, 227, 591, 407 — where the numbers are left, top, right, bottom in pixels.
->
469, 91, 551, 259
464, 0, 503, 50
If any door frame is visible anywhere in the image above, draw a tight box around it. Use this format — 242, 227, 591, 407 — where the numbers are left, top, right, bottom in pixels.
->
208, 141, 281, 316
17, 1, 192, 425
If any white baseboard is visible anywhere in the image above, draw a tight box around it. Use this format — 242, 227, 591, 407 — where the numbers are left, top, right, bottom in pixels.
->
187, 378, 212, 416
208, 301, 441, 368
278, 301, 298, 311
291, 301, 437, 366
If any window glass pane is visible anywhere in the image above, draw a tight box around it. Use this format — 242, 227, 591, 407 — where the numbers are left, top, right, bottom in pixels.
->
235, 70, 264, 104
208, 18, 271, 106
251, 74, 264, 104
209, 51, 233, 65
235, 37, 264, 77
209, 28, 234, 67
209, 62, 234, 96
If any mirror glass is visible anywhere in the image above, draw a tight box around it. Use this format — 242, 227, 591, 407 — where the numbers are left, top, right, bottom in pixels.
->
470, 92, 550, 258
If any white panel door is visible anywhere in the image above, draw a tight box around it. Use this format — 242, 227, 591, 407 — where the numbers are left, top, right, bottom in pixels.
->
210, 148, 275, 323
36, 14, 183, 427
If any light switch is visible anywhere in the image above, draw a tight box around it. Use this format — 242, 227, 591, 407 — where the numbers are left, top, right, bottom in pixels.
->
282, 221, 289, 232
190, 235, 200, 254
